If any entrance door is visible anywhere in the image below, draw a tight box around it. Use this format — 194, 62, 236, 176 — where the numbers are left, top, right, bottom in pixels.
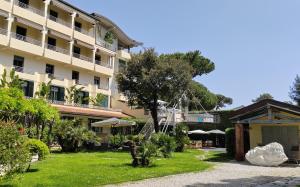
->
262, 126, 298, 157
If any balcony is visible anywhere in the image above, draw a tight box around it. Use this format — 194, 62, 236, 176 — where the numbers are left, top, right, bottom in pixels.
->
97, 39, 116, 52
10, 32, 43, 56
72, 53, 94, 70
44, 44, 71, 64
95, 60, 112, 69
0, 0, 11, 13
95, 63, 114, 76
13, 1, 45, 25
0, 27, 8, 46
47, 15, 73, 36
117, 50, 131, 60
74, 26, 95, 45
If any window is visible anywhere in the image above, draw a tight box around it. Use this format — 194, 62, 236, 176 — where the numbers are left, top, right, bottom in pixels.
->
49, 10, 58, 21
72, 71, 79, 84
94, 76, 100, 88
47, 37, 56, 49
50, 86, 65, 102
95, 55, 101, 65
21, 80, 34, 97
74, 21, 82, 32
75, 91, 89, 105
73, 46, 81, 58
16, 26, 27, 41
19, 0, 29, 8
46, 64, 54, 77
13, 55, 24, 72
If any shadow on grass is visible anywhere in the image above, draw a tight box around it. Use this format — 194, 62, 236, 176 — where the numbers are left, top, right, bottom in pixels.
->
203, 152, 233, 162
26, 168, 39, 173
0, 185, 14, 187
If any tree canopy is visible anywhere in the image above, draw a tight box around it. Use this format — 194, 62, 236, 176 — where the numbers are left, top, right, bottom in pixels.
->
252, 93, 274, 103
290, 75, 300, 106
116, 48, 192, 132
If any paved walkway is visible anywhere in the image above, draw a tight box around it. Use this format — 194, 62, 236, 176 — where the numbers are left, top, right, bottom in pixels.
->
107, 161, 300, 187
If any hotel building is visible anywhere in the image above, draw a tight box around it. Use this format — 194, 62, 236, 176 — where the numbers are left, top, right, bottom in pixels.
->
0, 0, 148, 140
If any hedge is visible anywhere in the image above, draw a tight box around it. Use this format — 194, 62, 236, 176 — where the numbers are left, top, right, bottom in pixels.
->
225, 128, 235, 158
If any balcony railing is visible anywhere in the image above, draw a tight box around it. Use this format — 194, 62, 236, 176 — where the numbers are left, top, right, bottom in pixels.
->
47, 44, 69, 55
97, 39, 116, 52
0, 28, 7, 36
48, 15, 71, 28
15, 1, 44, 16
11, 33, 42, 46
73, 53, 93, 63
13, 65, 24, 73
95, 60, 112, 69
74, 26, 93, 37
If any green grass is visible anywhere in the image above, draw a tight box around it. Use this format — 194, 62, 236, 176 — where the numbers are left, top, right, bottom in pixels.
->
1, 150, 213, 187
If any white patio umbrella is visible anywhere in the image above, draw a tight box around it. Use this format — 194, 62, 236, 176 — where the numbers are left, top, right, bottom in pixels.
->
188, 129, 209, 135
91, 118, 136, 128
206, 129, 225, 135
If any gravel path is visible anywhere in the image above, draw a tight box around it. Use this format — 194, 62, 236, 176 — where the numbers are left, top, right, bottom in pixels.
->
107, 161, 300, 187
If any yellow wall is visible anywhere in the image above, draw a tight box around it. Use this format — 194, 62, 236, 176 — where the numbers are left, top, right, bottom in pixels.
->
249, 112, 300, 148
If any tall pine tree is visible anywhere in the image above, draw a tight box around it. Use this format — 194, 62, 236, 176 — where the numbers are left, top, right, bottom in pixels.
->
290, 75, 300, 106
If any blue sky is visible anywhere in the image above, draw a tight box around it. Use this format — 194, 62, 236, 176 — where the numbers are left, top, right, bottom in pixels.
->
66, 0, 300, 109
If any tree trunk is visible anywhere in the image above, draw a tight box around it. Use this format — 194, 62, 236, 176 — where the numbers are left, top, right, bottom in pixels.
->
151, 108, 159, 133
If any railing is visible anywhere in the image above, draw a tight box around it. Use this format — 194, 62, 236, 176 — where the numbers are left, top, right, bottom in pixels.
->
0, 28, 7, 36
74, 26, 93, 37
15, 0, 44, 16
97, 39, 116, 52
95, 60, 112, 69
13, 65, 23, 73
47, 44, 69, 55
48, 15, 71, 28
11, 32, 42, 46
73, 53, 93, 63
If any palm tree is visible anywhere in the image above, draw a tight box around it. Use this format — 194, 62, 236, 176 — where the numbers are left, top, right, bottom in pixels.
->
65, 85, 85, 104
90, 93, 107, 107
35, 79, 53, 100
0, 69, 23, 89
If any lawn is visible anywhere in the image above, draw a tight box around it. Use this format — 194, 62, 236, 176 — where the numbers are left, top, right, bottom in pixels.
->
1, 150, 213, 187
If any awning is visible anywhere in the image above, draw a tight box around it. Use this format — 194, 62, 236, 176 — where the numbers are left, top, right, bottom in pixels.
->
75, 40, 94, 50
51, 104, 129, 119
91, 118, 136, 128
51, 0, 74, 13
206, 129, 225, 135
0, 10, 8, 18
49, 30, 71, 41
15, 17, 43, 31
188, 130, 208, 135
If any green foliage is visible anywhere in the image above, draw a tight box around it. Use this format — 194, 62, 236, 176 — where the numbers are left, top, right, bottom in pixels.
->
290, 75, 300, 106
225, 128, 235, 158
0, 69, 23, 89
215, 94, 233, 110
0, 121, 30, 177
35, 79, 52, 100
54, 120, 100, 152
150, 133, 176, 158
25, 139, 50, 160
137, 141, 158, 166
174, 124, 190, 152
90, 93, 107, 107
109, 134, 126, 149
252, 93, 274, 103
104, 31, 116, 44
116, 48, 192, 132
65, 85, 86, 104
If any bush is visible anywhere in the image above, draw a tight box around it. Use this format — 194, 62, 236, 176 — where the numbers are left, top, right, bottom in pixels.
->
174, 124, 190, 152
0, 121, 30, 177
109, 134, 126, 149
25, 139, 50, 160
137, 141, 158, 166
54, 120, 100, 152
150, 133, 176, 158
225, 128, 235, 158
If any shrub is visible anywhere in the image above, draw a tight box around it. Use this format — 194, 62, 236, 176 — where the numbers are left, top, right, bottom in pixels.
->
109, 134, 126, 149
54, 120, 100, 152
25, 139, 50, 160
174, 124, 190, 152
0, 121, 30, 177
225, 128, 235, 158
137, 141, 158, 166
151, 133, 176, 158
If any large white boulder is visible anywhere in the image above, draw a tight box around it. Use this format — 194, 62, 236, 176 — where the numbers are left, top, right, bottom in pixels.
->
245, 142, 288, 166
